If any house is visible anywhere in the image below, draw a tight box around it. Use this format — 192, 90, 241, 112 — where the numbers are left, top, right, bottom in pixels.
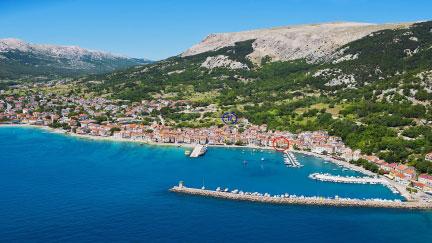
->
393, 172, 409, 184
418, 174, 432, 187
403, 168, 417, 180
363, 155, 380, 163
341, 148, 361, 161
312, 144, 334, 154
380, 162, 394, 172
411, 181, 426, 190
394, 164, 417, 180
426, 152, 432, 162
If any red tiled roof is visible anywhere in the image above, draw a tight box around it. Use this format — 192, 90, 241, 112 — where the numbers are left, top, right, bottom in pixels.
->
419, 174, 432, 181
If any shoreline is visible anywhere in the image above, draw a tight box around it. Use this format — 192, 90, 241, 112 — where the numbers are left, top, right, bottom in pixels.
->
0, 124, 196, 149
0, 123, 420, 202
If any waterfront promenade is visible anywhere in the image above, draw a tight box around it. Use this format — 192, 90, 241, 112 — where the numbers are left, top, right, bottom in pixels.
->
170, 184, 432, 210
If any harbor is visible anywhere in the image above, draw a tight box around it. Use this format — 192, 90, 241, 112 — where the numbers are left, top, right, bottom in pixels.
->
170, 182, 432, 210
309, 173, 387, 185
308, 173, 402, 195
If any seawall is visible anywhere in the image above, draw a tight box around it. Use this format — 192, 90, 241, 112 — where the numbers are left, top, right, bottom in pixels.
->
170, 185, 432, 210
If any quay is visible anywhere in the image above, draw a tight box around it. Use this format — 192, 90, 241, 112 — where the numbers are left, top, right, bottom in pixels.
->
170, 182, 432, 210
190, 144, 207, 158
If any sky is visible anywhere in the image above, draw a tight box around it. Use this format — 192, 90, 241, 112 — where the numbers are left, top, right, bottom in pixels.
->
0, 0, 431, 60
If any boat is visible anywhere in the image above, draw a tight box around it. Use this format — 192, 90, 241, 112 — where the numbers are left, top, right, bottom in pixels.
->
190, 145, 207, 157
184, 150, 191, 156
283, 151, 302, 168
261, 157, 265, 161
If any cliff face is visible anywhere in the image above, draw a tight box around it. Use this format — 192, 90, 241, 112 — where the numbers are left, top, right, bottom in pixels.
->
182, 22, 412, 64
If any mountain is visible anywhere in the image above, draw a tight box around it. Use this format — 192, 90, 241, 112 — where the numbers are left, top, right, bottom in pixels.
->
77, 21, 432, 172
182, 22, 412, 65
0, 38, 151, 81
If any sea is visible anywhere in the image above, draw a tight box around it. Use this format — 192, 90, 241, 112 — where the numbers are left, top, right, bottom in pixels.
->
0, 126, 431, 242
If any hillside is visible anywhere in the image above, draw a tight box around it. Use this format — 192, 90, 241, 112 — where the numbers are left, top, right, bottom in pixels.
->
65, 21, 432, 172
0, 38, 151, 81
182, 22, 412, 64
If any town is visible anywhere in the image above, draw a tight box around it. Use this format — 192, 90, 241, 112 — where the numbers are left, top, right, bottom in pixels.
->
1, 92, 432, 197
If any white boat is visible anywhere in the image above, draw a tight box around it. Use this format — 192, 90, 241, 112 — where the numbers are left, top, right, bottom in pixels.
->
190, 145, 207, 157
283, 152, 302, 168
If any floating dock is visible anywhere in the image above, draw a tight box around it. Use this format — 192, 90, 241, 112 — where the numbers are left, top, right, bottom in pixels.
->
190, 144, 207, 158
170, 183, 432, 210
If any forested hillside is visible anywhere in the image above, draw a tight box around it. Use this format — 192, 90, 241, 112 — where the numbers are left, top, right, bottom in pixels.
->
79, 21, 432, 172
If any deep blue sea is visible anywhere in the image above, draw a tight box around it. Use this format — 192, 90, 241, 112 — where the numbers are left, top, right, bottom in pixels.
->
0, 127, 431, 242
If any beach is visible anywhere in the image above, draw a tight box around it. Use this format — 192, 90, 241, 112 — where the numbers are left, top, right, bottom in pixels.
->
0, 123, 424, 202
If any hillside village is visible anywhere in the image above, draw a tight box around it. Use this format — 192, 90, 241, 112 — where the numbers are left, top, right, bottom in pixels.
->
2, 92, 432, 195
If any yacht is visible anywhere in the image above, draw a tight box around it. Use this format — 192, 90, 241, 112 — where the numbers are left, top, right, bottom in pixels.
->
283, 151, 302, 168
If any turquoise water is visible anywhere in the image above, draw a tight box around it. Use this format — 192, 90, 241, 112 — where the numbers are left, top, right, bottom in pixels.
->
0, 127, 430, 242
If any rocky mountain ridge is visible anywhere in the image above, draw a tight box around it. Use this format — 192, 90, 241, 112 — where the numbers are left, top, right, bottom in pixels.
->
0, 38, 151, 80
182, 22, 413, 65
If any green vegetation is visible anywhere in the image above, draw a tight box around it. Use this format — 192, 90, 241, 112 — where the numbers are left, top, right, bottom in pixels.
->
0, 48, 150, 81
349, 159, 380, 173
11, 21, 430, 173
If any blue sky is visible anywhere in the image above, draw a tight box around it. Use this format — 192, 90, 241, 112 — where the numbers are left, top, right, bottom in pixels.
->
0, 0, 431, 60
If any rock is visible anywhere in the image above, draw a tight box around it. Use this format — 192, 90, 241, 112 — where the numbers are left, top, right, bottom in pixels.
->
182, 22, 412, 64
201, 55, 249, 69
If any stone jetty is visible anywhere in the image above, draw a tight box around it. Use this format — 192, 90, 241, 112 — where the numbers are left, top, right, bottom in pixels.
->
170, 182, 432, 210
309, 173, 402, 194
309, 173, 387, 185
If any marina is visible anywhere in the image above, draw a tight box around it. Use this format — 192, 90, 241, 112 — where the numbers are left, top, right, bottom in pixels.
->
170, 182, 432, 210
283, 151, 302, 167
309, 173, 401, 194
1, 127, 431, 242
309, 173, 387, 185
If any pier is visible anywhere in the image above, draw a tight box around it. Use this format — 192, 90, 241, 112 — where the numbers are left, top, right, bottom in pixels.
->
170, 182, 432, 210
284, 151, 302, 167
190, 144, 207, 158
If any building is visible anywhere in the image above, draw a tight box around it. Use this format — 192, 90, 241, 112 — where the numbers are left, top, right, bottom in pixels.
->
418, 174, 432, 187
425, 152, 432, 162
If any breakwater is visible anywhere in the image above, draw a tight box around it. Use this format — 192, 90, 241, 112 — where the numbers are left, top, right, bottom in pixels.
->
170, 184, 432, 210
309, 173, 386, 185
309, 173, 401, 194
